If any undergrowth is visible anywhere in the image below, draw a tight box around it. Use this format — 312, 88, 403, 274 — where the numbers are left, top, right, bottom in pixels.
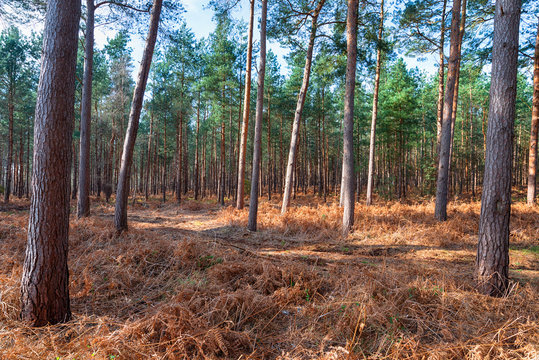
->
0, 194, 537, 359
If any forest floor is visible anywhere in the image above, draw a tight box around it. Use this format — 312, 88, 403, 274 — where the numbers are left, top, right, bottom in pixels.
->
0, 193, 538, 359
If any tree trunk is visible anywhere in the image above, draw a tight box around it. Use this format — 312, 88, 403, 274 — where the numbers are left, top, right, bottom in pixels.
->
476, 0, 521, 297
145, 112, 153, 201
448, 0, 467, 184
247, 0, 267, 231
366, 0, 384, 206
183, 119, 188, 194
163, 114, 167, 202
281, 0, 326, 214
434, 0, 461, 221
176, 111, 183, 203
436, 0, 448, 154
20, 0, 80, 326
114, 0, 162, 232
195, 95, 201, 200
527, 19, 539, 206
72, 141, 78, 199
236, 0, 255, 209
4, 89, 13, 203
342, 0, 358, 235
219, 120, 225, 205
77, 0, 94, 218
267, 93, 272, 200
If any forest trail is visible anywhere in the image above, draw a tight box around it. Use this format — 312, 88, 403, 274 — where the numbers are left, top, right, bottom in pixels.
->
0, 196, 537, 359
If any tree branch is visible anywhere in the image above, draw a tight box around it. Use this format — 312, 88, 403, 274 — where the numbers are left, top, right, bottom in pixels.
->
95, 1, 151, 13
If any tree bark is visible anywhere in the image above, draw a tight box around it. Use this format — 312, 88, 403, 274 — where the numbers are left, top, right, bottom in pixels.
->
266, 93, 272, 200
236, 0, 255, 209
476, 0, 521, 297
20, 0, 80, 326
448, 0, 467, 183
366, 0, 384, 206
434, 0, 461, 221
281, 0, 326, 214
4, 88, 13, 203
72, 140, 78, 199
145, 112, 153, 201
163, 114, 167, 202
247, 0, 267, 231
195, 95, 201, 200
527, 19, 539, 206
114, 0, 162, 232
77, 0, 95, 218
176, 111, 183, 203
342, 0, 358, 235
436, 0, 447, 154
219, 120, 225, 205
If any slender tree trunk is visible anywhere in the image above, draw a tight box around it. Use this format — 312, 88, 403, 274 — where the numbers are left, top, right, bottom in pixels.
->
163, 114, 167, 202
176, 111, 183, 203
366, 0, 384, 206
4, 90, 13, 203
267, 93, 272, 200
342, 0, 358, 235
228, 106, 234, 199
236, 0, 255, 209
448, 0, 467, 184
72, 141, 78, 199
20, 0, 80, 326
145, 112, 153, 201
17, 130, 24, 198
476, 0, 521, 297
436, 0, 448, 153
202, 134, 207, 198
195, 96, 201, 200
279, 115, 284, 195
434, 0, 461, 221
219, 120, 225, 205
114, 0, 162, 232
248, 0, 267, 231
77, 0, 94, 217
281, 0, 326, 214
527, 19, 539, 206
183, 119, 188, 195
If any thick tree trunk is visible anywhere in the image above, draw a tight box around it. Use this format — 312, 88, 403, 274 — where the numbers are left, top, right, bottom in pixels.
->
20, 0, 80, 326
247, 0, 267, 231
281, 0, 325, 214
236, 0, 255, 209
77, 0, 94, 218
114, 0, 162, 232
434, 0, 461, 221
527, 19, 539, 206
342, 0, 358, 235
366, 0, 384, 206
476, 0, 520, 297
